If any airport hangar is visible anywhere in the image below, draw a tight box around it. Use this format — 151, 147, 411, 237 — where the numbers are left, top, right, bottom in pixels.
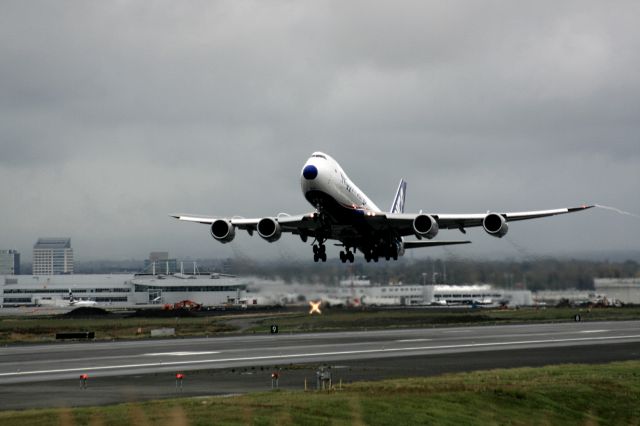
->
0, 273, 250, 308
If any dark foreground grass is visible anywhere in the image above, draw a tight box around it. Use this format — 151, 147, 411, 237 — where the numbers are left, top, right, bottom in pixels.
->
1, 361, 639, 425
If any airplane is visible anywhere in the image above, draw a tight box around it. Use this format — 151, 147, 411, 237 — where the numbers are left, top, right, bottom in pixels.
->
172, 152, 593, 263
68, 289, 97, 307
35, 289, 97, 308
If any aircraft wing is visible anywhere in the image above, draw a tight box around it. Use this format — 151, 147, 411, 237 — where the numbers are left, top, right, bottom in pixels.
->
171, 213, 319, 234
173, 204, 593, 241
381, 205, 594, 235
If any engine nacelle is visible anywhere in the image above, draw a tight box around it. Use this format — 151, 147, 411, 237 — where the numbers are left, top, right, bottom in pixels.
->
483, 213, 509, 238
257, 217, 282, 242
413, 214, 439, 239
210, 219, 235, 243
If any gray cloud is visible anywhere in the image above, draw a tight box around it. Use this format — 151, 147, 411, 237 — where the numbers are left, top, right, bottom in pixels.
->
1, 1, 639, 263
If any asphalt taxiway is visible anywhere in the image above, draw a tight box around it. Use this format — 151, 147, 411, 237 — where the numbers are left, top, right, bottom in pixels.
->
1, 320, 639, 409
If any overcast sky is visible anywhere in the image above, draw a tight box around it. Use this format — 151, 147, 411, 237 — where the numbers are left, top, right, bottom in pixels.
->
1, 1, 639, 263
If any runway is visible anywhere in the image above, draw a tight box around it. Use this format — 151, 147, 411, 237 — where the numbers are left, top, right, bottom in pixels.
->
1, 320, 639, 409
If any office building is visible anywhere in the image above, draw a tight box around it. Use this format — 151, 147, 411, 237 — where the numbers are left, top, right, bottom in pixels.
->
33, 238, 74, 275
0, 250, 20, 275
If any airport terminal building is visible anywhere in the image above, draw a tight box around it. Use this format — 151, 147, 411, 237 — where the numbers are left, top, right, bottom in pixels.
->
335, 282, 533, 306
594, 278, 640, 304
0, 273, 249, 308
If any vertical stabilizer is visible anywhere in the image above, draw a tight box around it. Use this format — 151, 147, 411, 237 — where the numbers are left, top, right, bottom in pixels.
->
390, 179, 407, 214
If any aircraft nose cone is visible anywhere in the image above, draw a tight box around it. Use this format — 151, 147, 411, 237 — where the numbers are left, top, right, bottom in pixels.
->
302, 165, 318, 180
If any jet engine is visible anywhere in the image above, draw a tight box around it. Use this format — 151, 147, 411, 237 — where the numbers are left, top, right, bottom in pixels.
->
210, 219, 235, 243
483, 213, 509, 238
257, 217, 282, 242
413, 214, 439, 239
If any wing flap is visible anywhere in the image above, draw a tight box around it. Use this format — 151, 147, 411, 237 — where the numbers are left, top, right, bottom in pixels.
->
403, 240, 471, 249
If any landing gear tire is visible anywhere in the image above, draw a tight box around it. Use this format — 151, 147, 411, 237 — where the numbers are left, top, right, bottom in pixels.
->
312, 243, 326, 261
340, 250, 355, 263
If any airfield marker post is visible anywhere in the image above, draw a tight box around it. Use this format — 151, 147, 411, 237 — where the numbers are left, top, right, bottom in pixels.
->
176, 373, 184, 391
79, 374, 88, 389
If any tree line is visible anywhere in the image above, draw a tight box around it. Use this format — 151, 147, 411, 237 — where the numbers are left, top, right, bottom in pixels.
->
231, 257, 640, 290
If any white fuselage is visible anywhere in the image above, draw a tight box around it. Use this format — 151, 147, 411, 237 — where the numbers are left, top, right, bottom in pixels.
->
71, 299, 97, 307
300, 152, 381, 214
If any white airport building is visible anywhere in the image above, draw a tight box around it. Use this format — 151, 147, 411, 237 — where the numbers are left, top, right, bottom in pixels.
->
0, 273, 249, 308
334, 279, 533, 306
594, 278, 640, 304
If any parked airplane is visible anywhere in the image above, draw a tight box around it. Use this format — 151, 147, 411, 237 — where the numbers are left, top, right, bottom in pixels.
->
68, 289, 97, 307
35, 290, 97, 308
173, 152, 592, 263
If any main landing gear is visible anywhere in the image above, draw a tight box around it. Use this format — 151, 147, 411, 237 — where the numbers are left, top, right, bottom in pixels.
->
364, 251, 378, 263
363, 245, 398, 263
312, 243, 327, 262
339, 249, 355, 263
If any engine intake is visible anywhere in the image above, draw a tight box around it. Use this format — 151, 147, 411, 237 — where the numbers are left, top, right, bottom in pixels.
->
210, 219, 235, 243
257, 217, 282, 242
413, 214, 439, 239
483, 213, 509, 238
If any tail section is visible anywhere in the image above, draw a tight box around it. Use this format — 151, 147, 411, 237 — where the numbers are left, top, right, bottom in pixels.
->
68, 289, 75, 303
390, 179, 407, 214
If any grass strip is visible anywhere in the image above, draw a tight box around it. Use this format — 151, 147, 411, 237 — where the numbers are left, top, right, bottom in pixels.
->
0, 360, 638, 425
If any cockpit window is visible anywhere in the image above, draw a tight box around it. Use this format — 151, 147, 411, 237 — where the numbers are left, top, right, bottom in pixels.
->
312, 154, 326, 159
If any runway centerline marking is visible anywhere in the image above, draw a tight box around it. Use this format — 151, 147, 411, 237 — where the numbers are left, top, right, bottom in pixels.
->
143, 351, 220, 357
396, 339, 432, 343
579, 330, 608, 334
2, 334, 639, 379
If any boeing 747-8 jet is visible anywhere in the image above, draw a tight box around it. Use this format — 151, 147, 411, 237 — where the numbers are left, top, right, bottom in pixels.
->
172, 152, 592, 263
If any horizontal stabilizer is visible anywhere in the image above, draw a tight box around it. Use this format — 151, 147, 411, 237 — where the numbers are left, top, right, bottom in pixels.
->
403, 240, 471, 249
